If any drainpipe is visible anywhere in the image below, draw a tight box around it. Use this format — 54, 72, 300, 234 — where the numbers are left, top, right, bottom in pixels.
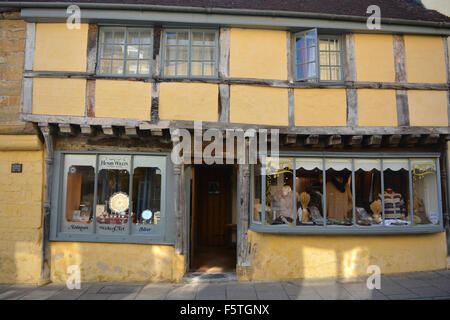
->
38, 124, 54, 284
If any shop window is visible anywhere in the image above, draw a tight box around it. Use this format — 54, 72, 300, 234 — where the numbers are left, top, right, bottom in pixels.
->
62, 155, 96, 233
295, 158, 324, 225
162, 29, 218, 78
294, 29, 344, 81
354, 159, 382, 226
325, 159, 353, 226
411, 159, 439, 225
265, 157, 294, 225
56, 153, 167, 243
254, 155, 442, 233
98, 27, 153, 76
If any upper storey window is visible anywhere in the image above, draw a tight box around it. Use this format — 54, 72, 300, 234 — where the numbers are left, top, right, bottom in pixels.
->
97, 27, 153, 76
162, 29, 218, 78
294, 29, 344, 82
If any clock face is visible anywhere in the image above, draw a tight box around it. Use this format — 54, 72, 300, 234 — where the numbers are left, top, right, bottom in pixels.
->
109, 192, 129, 213
142, 210, 152, 220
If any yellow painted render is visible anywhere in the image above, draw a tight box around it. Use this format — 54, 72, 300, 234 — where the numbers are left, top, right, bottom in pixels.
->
294, 89, 347, 126
33, 78, 86, 116
0, 135, 43, 151
354, 34, 395, 82
404, 35, 447, 84
229, 28, 287, 80
244, 231, 447, 281
95, 80, 151, 120
358, 89, 397, 126
230, 85, 288, 126
408, 90, 448, 126
0, 149, 44, 284
159, 82, 218, 122
50, 242, 184, 283
34, 23, 88, 72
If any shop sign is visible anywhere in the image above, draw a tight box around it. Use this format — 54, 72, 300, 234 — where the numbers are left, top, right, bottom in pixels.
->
99, 155, 131, 171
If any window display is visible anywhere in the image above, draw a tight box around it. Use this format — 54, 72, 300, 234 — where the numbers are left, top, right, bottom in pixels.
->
265, 157, 295, 225
255, 155, 442, 232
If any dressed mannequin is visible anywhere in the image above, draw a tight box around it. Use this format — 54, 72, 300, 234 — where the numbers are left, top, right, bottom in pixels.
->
326, 173, 353, 220
378, 188, 406, 219
273, 185, 296, 220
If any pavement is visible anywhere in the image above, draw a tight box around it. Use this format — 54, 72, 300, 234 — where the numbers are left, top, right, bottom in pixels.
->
2, 270, 450, 300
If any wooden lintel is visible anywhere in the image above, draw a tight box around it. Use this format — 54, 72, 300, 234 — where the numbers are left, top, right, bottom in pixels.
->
151, 129, 163, 136
102, 125, 114, 136
304, 135, 319, 146
419, 134, 440, 145
58, 123, 76, 136
125, 126, 138, 137
402, 134, 421, 146
80, 125, 92, 135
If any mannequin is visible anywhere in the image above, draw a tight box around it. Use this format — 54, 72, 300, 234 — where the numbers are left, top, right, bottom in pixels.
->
326, 173, 353, 220
273, 185, 296, 220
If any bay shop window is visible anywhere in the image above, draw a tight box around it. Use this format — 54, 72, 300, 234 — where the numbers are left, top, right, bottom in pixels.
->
51, 152, 171, 244
251, 154, 443, 233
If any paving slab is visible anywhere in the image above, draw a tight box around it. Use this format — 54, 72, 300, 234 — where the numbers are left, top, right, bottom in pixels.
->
314, 285, 354, 300
77, 293, 112, 300
108, 292, 139, 300
389, 278, 430, 289
386, 293, 421, 300
408, 286, 450, 299
98, 285, 142, 294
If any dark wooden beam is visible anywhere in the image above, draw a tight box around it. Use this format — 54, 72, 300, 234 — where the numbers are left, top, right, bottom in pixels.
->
419, 134, 440, 145
402, 134, 421, 146
283, 134, 297, 145
364, 135, 382, 147
304, 135, 319, 146
326, 135, 342, 147
345, 135, 363, 146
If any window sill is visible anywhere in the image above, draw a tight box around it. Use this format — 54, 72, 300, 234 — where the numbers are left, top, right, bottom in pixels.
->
51, 233, 172, 245
249, 223, 444, 235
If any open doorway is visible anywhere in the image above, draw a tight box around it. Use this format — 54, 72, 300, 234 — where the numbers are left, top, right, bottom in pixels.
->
190, 165, 236, 272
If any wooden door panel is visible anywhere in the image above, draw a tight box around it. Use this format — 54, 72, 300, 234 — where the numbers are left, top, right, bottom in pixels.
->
197, 166, 231, 247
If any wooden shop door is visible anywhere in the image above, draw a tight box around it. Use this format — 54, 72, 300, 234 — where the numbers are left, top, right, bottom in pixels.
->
192, 165, 235, 272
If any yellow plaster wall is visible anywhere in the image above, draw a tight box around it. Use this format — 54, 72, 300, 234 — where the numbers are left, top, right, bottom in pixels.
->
32, 78, 86, 116
34, 23, 88, 72
408, 90, 448, 126
0, 135, 43, 151
95, 80, 151, 120
358, 89, 397, 126
230, 85, 288, 126
404, 35, 447, 84
50, 242, 184, 283
229, 28, 287, 80
244, 231, 447, 281
354, 34, 395, 82
0, 148, 44, 284
159, 82, 218, 122
294, 89, 347, 126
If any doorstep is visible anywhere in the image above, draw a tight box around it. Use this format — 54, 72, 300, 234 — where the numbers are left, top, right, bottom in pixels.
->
183, 272, 237, 283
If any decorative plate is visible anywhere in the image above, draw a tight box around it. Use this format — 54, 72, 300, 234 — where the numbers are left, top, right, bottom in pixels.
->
109, 192, 129, 213
142, 210, 153, 220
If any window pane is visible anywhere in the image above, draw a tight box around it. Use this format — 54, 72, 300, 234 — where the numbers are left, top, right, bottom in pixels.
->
103, 31, 113, 44
132, 167, 162, 232
204, 47, 215, 61
192, 46, 203, 60
96, 155, 131, 235
320, 52, 328, 65
102, 44, 113, 58
127, 45, 139, 59
296, 36, 305, 49
382, 159, 410, 226
330, 67, 341, 81
191, 61, 202, 76
127, 31, 140, 45
203, 62, 215, 76
306, 62, 316, 78
113, 45, 125, 59
99, 59, 111, 74
166, 32, 177, 45
265, 157, 294, 225
176, 61, 188, 76
355, 160, 382, 226
192, 31, 203, 45
177, 32, 189, 45
253, 163, 262, 224
320, 66, 330, 80
204, 32, 215, 45
296, 49, 306, 65
126, 60, 138, 74
114, 31, 125, 44
307, 47, 316, 63
325, 159, 353, 226
111, 60, 124, 75
166, 46, 177, 60
295, 158, 324, 226
177, 46, 188, 61
140, 31, 152, 44
140, 45, 151, 59
165, 61, 176, 76
306, 31, 316, 47
63, 165, 95, 233
319, 39, 329, 51
411, 159, 439, 225
139, 61, 150, 74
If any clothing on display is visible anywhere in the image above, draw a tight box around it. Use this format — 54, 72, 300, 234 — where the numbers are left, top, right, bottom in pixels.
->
326, 176, 353, 221
378, 189, 407, 219
272, 185, 296, 220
